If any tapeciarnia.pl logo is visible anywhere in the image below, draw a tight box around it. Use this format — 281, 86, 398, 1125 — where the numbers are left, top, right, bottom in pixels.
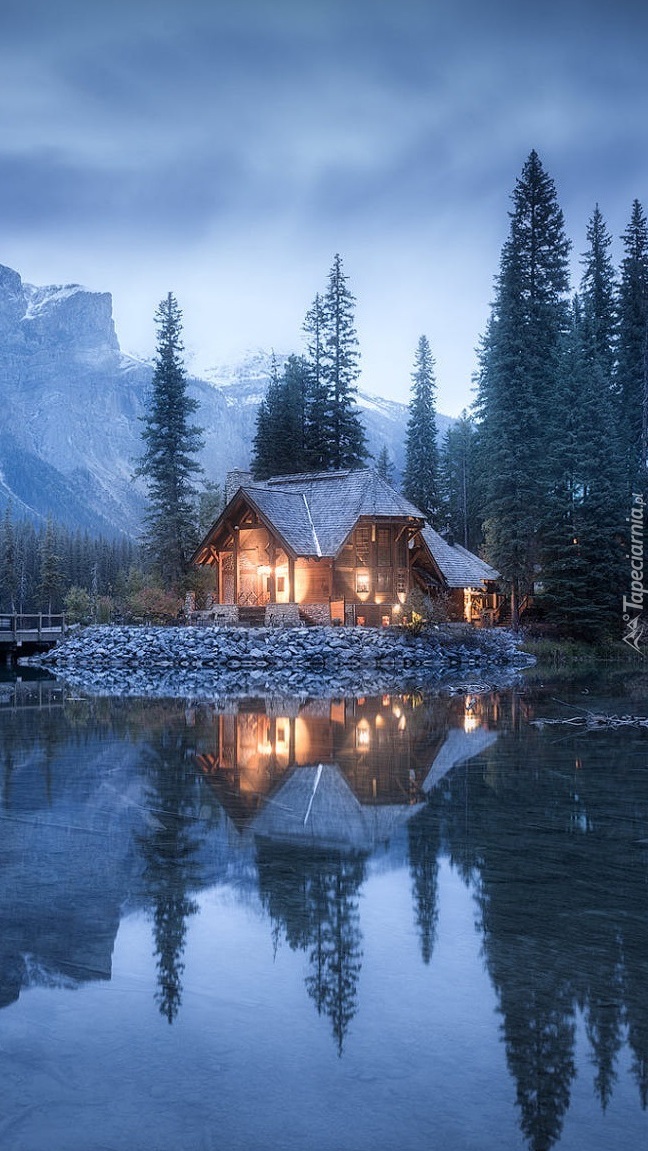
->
623, 492, 646, 654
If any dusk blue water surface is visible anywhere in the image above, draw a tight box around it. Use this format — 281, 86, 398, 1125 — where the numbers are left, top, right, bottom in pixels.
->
0, 669, 646, 1151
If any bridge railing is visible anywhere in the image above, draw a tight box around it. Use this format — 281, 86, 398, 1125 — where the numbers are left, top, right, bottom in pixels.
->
0, 613, 67, 638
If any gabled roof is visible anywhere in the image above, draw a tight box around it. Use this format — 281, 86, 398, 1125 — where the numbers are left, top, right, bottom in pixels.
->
420, 526, 500, 588
251, 763, 422, 852
260, 468, 423, 556
193, 469, 424, 563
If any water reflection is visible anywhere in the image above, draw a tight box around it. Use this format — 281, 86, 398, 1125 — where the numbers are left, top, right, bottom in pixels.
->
1, 675, 647, 1149
137, 731, 204, 1023
258, 843, 365, 1055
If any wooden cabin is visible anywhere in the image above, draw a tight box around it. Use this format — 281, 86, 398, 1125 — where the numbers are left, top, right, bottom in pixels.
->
192, 468, 500, 626
411, 525, 501, 624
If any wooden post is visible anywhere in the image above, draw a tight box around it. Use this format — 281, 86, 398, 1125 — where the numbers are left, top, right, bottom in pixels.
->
288, 556, 295, 603
233, 529, 239, 604
267, 538, 276, 603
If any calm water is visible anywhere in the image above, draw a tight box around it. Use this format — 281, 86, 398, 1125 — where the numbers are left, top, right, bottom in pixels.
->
0, 667, 647, 1151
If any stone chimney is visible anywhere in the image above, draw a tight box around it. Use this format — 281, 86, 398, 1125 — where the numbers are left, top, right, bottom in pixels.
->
225, 469, 253, 502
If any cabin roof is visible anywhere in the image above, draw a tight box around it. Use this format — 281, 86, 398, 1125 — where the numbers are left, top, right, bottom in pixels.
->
251, 763, 421, 852
242, 486, 321, 557
251, 469, 423, 556
194, 468, 425, 563
420, 526, 500, 588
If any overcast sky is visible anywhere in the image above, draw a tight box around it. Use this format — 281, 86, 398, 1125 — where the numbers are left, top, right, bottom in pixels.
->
1, 0, 647, 414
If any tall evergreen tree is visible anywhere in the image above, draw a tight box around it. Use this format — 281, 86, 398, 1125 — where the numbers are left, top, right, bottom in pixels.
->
39, 516, 64, 614
440, 413, 480, 549
320, 254, 367, 470
616, 199, 648, 489
303, 293, 331, 469
475, 151, 571, 625
251, 354, 310, 479
403, 335, 441, 524
251, 354, 284, 480
136, 294, 204, 585
0, 506, 17, 612
581, 205, 617, 378
376, 443, 394, 484
540, 295, 625, 639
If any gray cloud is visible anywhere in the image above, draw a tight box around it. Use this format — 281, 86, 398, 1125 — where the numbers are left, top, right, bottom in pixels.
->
1, 0, 647, 410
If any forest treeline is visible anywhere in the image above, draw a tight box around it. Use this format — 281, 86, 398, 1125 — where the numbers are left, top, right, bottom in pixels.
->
251, 152, 647, 641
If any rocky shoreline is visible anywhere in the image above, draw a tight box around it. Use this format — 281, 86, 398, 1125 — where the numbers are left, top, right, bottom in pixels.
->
28, 623, 534, 700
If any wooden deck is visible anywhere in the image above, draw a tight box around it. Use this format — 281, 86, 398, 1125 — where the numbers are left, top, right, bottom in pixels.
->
0, 614, 67, 663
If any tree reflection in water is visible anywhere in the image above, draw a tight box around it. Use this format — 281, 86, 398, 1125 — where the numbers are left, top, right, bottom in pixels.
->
435, 709, 648, 1151
138, 731, 204, 1023
257, 841, 365, 1055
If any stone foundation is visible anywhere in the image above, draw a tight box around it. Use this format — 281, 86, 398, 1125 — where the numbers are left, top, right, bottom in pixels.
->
298, 602, 332, 627
265, 603, 301, 627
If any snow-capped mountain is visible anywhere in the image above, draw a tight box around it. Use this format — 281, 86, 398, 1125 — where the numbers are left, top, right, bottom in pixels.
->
0, 265, 453, 536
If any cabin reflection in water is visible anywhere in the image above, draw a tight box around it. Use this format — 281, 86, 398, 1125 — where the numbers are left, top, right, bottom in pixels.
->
195, 692, 498, 832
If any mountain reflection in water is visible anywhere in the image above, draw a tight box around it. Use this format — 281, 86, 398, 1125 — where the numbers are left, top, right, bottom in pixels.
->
0, 674, 647, 1150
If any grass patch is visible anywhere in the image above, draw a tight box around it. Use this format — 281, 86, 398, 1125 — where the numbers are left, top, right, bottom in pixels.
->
520, 636, 643, 667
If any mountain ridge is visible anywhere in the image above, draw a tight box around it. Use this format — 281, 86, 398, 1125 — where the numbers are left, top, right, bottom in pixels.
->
0, 265, 454, 536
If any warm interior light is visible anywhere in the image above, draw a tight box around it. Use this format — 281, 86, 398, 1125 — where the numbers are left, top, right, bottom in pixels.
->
356, 719, 371, 750
463, 695, 480, 732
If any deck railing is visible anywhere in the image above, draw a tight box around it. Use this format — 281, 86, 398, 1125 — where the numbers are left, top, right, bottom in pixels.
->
0, 613, 67, 638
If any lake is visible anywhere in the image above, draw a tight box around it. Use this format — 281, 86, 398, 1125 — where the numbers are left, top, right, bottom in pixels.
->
0, 666, 647, 1151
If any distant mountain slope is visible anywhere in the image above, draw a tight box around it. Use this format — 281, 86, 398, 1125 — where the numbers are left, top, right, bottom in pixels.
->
0, 266, 453, 536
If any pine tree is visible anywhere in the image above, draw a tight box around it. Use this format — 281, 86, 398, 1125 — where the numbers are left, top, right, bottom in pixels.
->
303, 293, 331, 469
39, 516, 64, 614
251, 354, 310, 479
0, 505, 17, 612
320, 254, 367, 470
581, 205, 617, 378
440, 412, 480, 549
403, 335, 441, 524
540, 296, 625, 639
136, 294, 204, 585
251, 354, 284, 480
616, 199, 648, 489
376, 444, 394, 484
475, 151, 571, 625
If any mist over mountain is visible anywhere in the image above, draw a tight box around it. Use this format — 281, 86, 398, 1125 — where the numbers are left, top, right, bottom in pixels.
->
0, 266, 453, 536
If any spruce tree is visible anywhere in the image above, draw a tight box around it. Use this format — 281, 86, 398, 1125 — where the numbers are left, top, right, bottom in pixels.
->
251, 354, 284, 480
540, 296, 625, 639
39, 516, 64, 614
403, 334, 441, 524
540, 207, 625, 639
616, 199, 648, 490
475, 151, 571, 625
251, 354, 310, 479
440, 413, 480, 549
320, 254, 367, 470
303, 293, 331, 470
376, 444, 394, 484
0, 505, 17, 612
137, 293, 204, 585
